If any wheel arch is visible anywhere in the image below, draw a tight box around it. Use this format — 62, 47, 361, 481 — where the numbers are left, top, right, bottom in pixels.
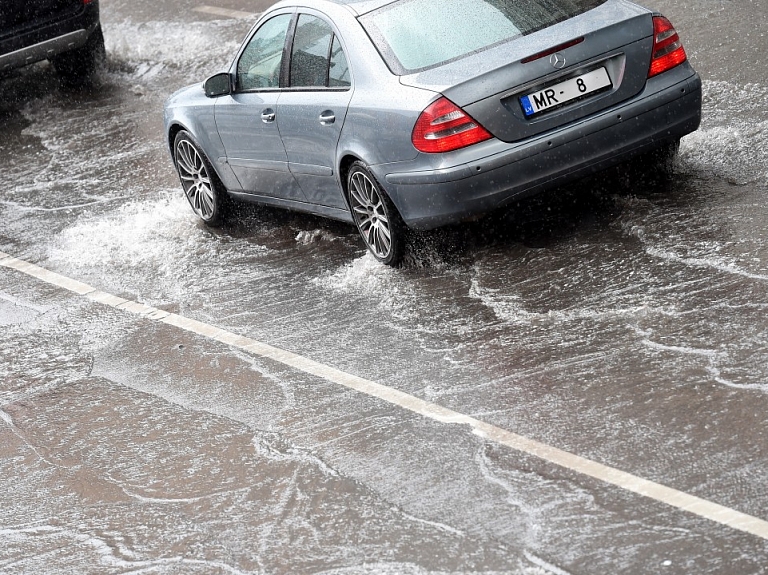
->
167, 122, 238, 193
338, 154, 362, 207
337, 153, 405, 221
167, 122, 186, 159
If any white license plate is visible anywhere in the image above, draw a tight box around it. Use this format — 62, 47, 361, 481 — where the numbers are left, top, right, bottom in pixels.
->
520, 67, 612, 117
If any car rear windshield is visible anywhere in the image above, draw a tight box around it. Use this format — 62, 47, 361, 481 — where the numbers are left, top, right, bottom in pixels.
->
359, 0, 606, 74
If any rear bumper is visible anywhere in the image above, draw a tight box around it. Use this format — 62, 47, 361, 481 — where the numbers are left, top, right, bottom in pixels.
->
378, 70, 702, 230
0, 3, 99, 73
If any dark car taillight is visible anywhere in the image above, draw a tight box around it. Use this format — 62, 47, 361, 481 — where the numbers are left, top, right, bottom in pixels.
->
648, 16, 687, 78
412, 97, 492, 153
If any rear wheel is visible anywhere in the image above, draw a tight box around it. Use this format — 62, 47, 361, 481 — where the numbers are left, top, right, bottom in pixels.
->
628, 139, 680, 185
173, 131, 229, 227
347, 162, 405, 266
53, 24, 106, 87
647, 139, 679, 175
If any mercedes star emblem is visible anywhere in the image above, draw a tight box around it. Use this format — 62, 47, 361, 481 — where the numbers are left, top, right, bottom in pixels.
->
550, 53, 567, 69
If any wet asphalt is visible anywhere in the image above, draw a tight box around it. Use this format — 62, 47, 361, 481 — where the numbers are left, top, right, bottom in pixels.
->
1, 0, 767, 573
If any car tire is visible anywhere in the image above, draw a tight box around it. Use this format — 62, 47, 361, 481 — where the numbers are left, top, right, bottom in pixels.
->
173, 130, 230, 227
52, 24, 106, 87
347, 161, 405, 266
629, 139, 680, 185
648, 139, 679, 175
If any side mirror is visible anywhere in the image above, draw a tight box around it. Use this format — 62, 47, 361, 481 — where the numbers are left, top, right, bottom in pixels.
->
204, 72, 232, 98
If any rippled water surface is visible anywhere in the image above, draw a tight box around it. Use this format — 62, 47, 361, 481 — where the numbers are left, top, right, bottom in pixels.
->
2, 0, 768, 573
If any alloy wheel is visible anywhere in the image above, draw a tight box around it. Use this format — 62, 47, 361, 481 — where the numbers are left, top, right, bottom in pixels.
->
349, 170, 392, 259
175, 139, 216, 221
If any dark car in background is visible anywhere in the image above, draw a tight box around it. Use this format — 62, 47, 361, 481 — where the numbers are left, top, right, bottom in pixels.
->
0, 0, 104, 86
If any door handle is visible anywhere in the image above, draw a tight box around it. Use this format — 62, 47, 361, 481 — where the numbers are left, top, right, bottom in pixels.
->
261, 109, 276, 123
319, 110, 336, 125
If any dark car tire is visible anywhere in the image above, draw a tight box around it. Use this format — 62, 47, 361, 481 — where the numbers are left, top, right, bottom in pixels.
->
173, 130, 230, 227
347, 161, 405, 266
52, 24, 106, 87
628, 139, 680, 185
646, 139, 679, 175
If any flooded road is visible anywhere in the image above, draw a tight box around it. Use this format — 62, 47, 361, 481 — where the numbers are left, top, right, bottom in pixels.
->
1, 0, 768, 573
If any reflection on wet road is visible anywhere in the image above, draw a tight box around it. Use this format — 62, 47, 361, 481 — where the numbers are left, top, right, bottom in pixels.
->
1, 0, 768, 573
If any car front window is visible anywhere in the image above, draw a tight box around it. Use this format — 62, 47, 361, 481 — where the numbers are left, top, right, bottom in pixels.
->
236, 13, 292, 91
360, 0, 606, 74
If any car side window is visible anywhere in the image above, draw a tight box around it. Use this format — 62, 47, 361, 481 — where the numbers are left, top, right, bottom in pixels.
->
290, 14, 334, 88
236, 14, 292, 91
329, 36, 351, 87
288, 14, 351, 89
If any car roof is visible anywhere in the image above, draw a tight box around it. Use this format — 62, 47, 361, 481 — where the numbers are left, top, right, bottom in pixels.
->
271, 0, 398, 16
334, 0, 396, 11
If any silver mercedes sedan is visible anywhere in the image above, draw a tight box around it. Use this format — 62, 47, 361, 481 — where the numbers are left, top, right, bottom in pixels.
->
163, 0, 702, 265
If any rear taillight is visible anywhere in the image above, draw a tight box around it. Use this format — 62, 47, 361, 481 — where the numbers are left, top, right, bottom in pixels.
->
412, 97, 492, 153
649, 16, 687, 78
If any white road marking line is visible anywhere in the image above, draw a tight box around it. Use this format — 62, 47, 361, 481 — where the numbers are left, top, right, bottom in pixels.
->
192, 5, 258, 20
2, 249, 768, 541
524, 552, 573, 575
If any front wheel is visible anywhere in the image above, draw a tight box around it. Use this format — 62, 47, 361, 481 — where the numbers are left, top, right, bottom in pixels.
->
347, 162, 405, 266
173, 130, 229, 227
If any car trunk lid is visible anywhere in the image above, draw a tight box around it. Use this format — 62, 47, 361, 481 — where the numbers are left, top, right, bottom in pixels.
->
398, 0, 654, 143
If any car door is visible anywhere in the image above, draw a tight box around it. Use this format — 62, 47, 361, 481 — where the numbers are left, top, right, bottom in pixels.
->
276, 12, 353, 209
213, 12, 305, 201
